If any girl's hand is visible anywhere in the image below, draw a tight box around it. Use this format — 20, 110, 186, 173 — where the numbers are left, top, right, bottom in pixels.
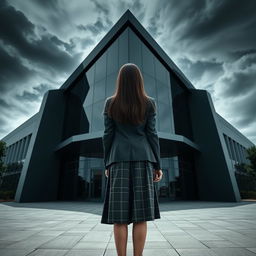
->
105, 169, 109, 178
153, 169, 163, 182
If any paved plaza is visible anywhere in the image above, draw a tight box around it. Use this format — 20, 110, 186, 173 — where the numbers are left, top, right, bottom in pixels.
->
0, 200, 256, 256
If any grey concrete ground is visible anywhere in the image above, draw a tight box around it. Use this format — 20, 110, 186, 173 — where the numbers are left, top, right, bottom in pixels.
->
0, 200, 256, 256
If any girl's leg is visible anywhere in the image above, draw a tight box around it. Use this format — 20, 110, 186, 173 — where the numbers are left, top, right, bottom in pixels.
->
113, 223, 128, 256
132, 221, 147, 256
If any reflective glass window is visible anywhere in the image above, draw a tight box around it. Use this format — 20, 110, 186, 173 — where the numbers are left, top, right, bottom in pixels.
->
94, 78, 106, 102
154, 57, 169, 85
106, 72, 118, 98
84, 65, 95, 106
158, 102, 172, 132
142, 43, 154, 76
91, 99, 105, 132
107, 39, 119, 76
143, 72, 157, 97
129, 28, 142, 69
84, 104, 93, 131
118, 28, 129, 66
156, 79, 171, 105
95, 51, 107, 83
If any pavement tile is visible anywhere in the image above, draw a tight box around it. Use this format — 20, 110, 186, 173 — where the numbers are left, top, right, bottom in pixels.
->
0, 200, 255, 256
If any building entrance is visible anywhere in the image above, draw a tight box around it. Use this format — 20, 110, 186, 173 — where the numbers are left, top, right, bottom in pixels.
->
89, 168, 103, 201
156, 168, 175, 201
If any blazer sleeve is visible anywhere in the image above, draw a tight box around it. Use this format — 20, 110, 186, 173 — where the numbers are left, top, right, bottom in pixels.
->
102, 98, 115, 169
145, 98, 161, 170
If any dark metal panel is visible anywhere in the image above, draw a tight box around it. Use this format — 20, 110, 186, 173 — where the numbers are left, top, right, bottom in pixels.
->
15, 90, 67, 202
188, 89, 241, 202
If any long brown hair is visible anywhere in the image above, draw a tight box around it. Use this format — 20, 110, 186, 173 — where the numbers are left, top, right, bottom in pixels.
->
105, 63, 154, 125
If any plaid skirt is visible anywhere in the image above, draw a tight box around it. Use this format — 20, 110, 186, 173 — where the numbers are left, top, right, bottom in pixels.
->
101, 160, 161, 225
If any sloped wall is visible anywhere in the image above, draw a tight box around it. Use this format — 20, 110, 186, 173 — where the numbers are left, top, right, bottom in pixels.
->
15, 89, 67, 202
188, 89, 241, 202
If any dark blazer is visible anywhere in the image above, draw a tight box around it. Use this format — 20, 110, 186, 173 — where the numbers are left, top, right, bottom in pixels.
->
102, 96, 161, 170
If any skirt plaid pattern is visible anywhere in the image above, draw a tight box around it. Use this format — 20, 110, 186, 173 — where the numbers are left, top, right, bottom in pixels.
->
101, 160, 161, 225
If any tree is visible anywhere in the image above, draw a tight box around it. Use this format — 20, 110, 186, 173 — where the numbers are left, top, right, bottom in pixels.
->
0, 141, 7, 182
235, 146, 256, 176
246, 145, 256, 174
235, 162, 250, 173
234, 145, 256, 199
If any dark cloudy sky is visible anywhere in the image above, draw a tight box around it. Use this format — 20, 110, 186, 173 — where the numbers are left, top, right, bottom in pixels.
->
0, 0, 256, 144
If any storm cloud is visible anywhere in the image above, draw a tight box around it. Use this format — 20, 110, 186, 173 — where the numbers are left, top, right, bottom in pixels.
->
0, 0, 255, 144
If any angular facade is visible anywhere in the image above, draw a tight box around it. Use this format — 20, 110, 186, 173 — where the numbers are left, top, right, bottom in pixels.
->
1, 10, 255, 203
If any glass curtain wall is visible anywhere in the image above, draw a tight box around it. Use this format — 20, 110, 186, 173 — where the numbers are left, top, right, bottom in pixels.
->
59, 26, 198, 201
83, 27, 175, 134
59, 153, 198, 201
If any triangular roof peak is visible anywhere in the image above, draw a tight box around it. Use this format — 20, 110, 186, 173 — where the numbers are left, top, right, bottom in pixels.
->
60, 9, 195, 90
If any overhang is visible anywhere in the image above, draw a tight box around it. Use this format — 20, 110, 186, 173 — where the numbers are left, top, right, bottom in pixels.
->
54, 132, 200, 158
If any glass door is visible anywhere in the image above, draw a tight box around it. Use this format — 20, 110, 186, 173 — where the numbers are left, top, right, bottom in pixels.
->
156, 169, 171, 201
89, 169, 102, 201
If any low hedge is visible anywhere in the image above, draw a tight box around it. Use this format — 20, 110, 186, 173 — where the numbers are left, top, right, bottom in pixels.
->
0, 190, 15, 200
240, 190, 256, 199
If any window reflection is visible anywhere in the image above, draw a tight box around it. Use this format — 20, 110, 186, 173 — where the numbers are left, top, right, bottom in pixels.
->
107, 39, 119, 75
156, 80, 171, 105
91, 100, 105, 132
158, 102, 173, 132
143, 72, 157, 96
154, 57, 169, 85
58, 155, 200, 201
84, 27, 175, 134
84, 104, 93, 131
95, 52, 107, 83
118, 28, 129, 67
142, 43, 154, 76
106, 73, 117, 98
129, 27, 142, 69
94, 78, 105, 102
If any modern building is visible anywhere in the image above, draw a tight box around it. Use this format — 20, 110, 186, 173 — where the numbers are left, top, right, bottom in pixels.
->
1, 10, 254, 203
